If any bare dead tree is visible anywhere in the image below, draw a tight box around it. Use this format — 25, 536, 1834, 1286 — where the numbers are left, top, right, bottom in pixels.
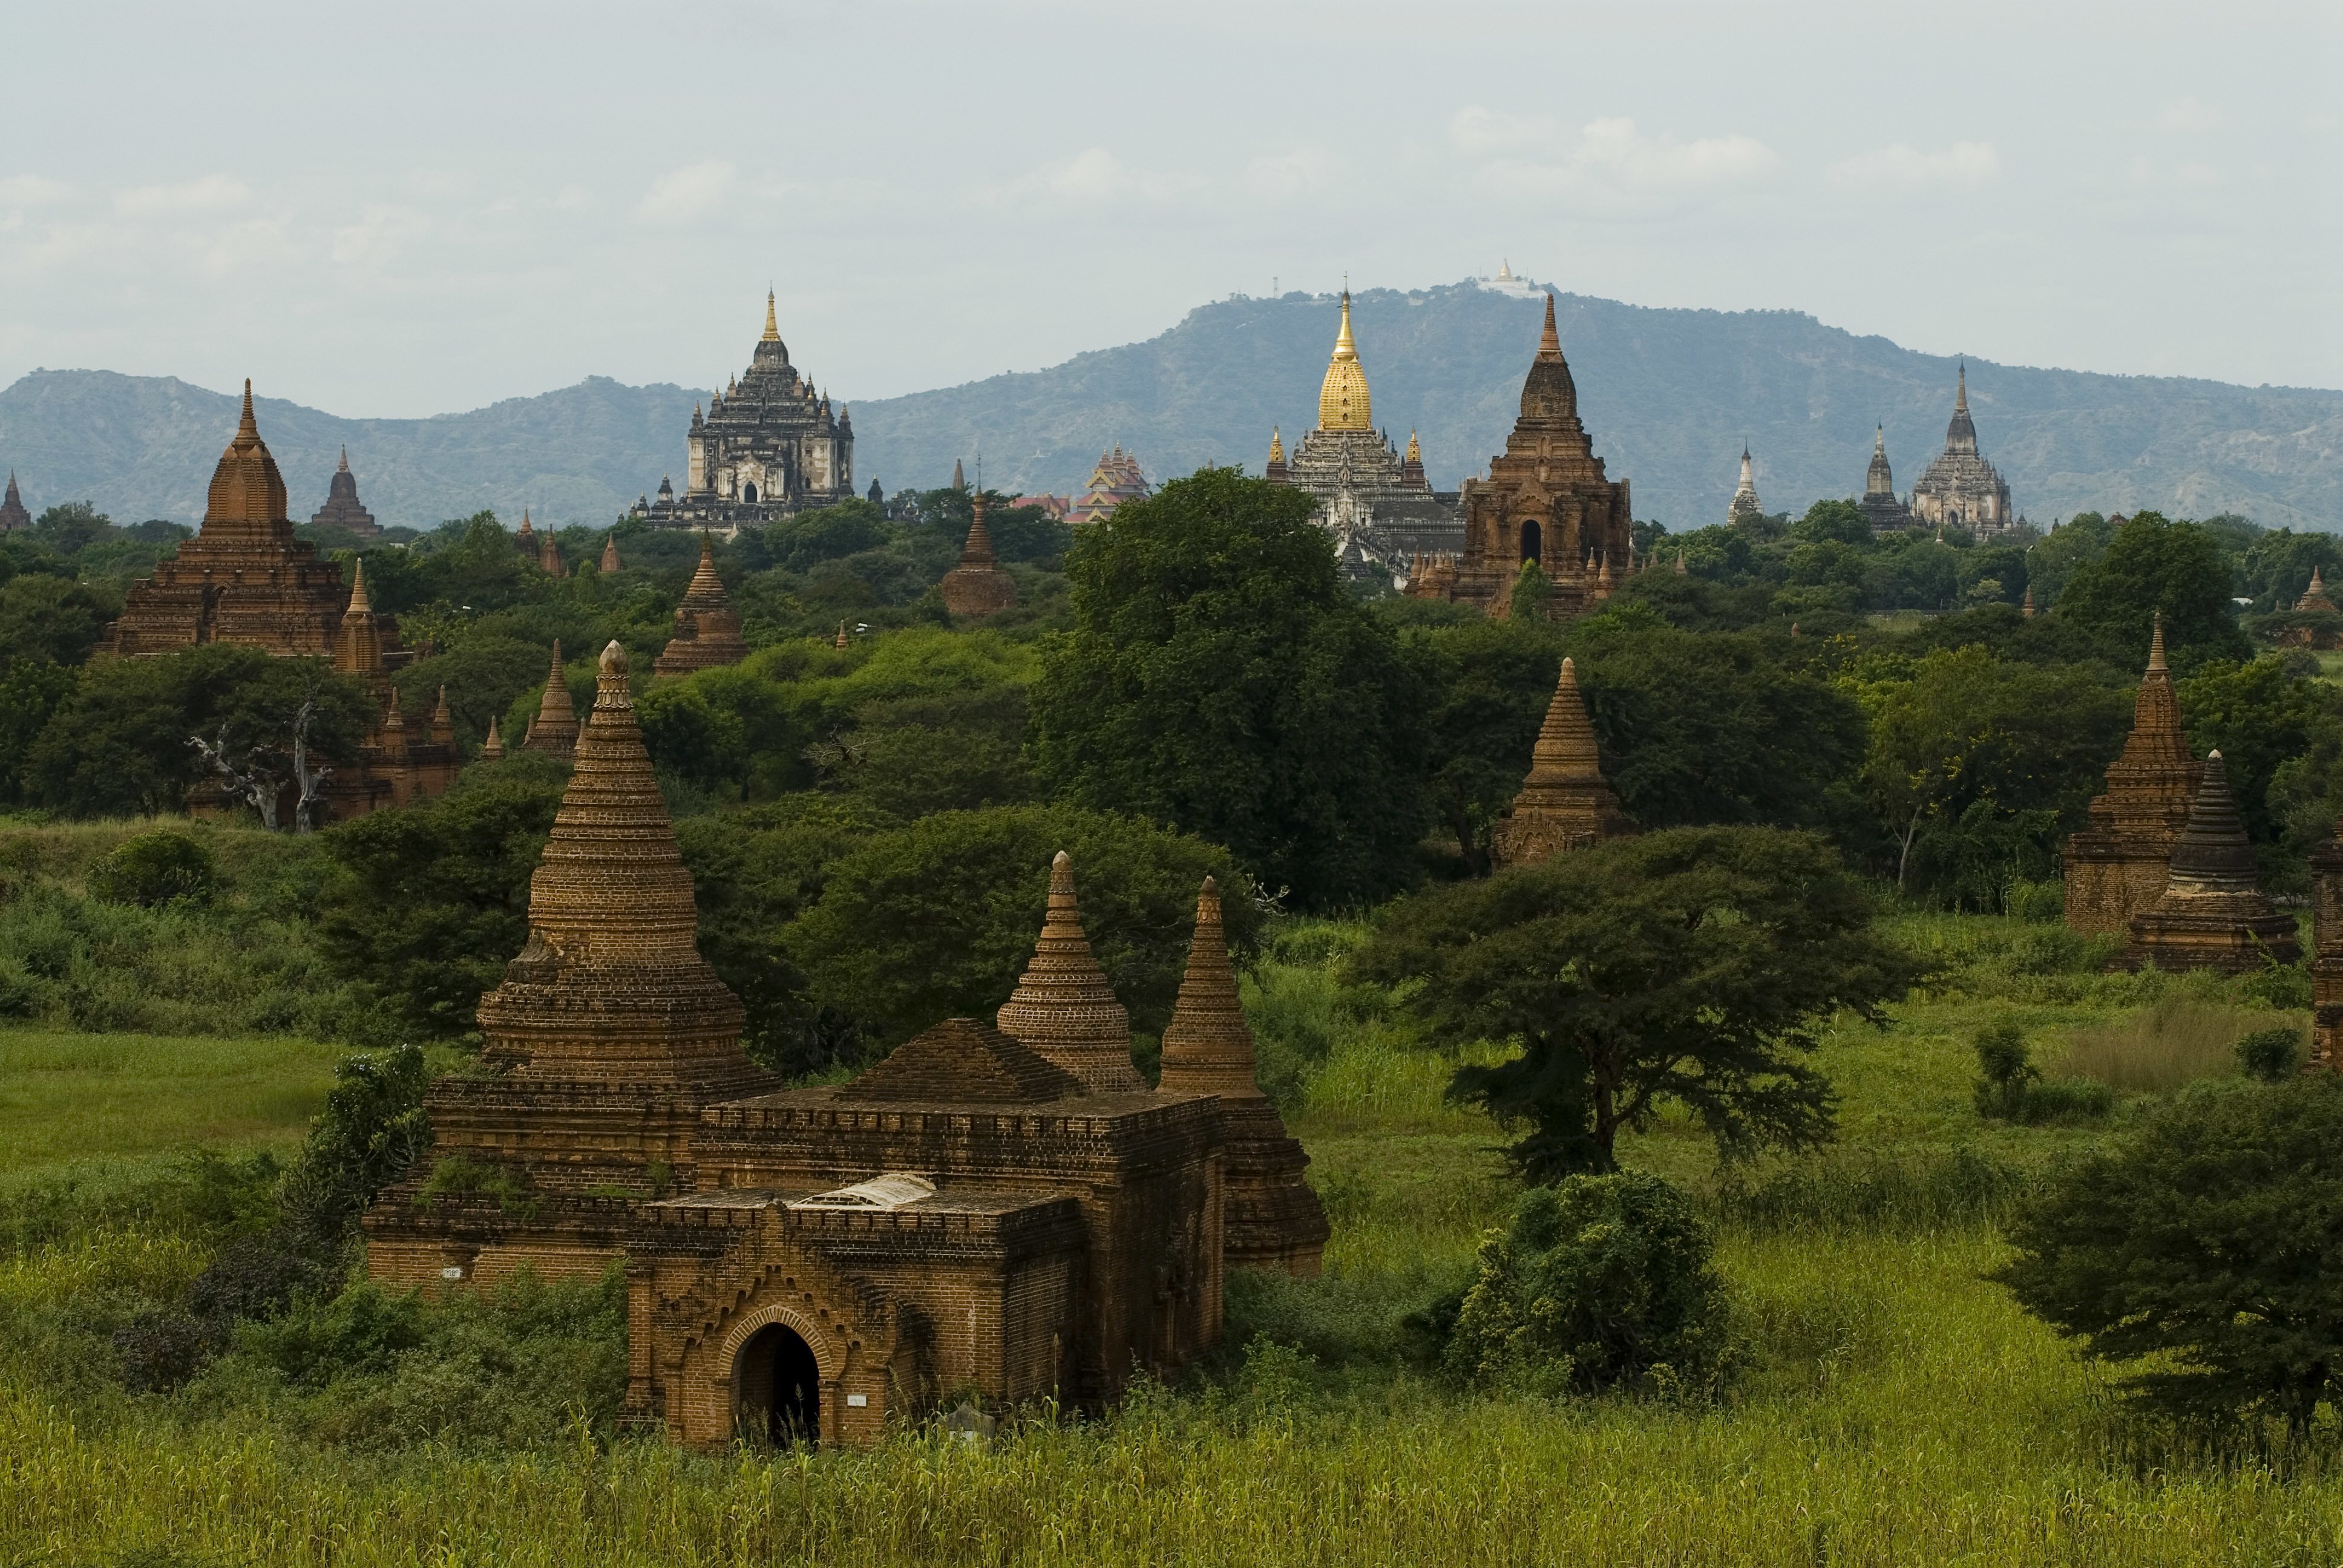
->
188, 727, 284, 830
288, 697, 333, 834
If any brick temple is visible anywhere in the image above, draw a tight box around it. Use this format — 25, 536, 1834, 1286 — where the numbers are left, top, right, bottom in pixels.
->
2112, 751, 2300, 974
309, 448, 382, 540
1491, 655, 1634, 867
1404, 294, 1638, 621
367, 644, 1324, 1448
939, 493, 1017, 617
652, 535, 752, 681
2063, 617, 2202, 935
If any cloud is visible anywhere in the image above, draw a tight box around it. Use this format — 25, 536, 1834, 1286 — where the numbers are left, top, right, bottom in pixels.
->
984, 148, 1196, 207
1827, 142, 2000, 190
0, 175, 72, 207
2158, 97, 2224, 133
330, 204, 433, 270
634, 160, 737, 223
1460, 114, 1778, 211
1242, 148, 1332, 199
1449, 106, 1561, 156
115, 175, 254, 215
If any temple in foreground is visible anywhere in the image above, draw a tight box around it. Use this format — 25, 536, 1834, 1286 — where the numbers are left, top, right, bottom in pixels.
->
1491, 656, 1633, 867
367, 650, 1324, 1447
2113, 752, 2300, 974
2063, 618, 2201, 935
652, 537, 751, 681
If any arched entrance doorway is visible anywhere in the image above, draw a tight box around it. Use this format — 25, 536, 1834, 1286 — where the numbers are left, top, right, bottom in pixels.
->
735, 1323, 819, 1446
1519, 520, 1543, 566
742, 481, 759, 503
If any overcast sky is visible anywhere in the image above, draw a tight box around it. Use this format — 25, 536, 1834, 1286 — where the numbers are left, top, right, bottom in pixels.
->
4, 1, 2337, 419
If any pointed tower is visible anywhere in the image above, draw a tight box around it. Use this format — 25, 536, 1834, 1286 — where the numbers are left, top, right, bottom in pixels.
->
429, 685, 455, 747
995, 852, 1145, 1093
516, 508, 536, 550
1676, 550, 1688, 575
1728, 444, 1765, 528
1491, 656, 1635, 867
2063, 615, 2204, 935
834, 620, 850, 650
2115, 753, 2302, 974
940, 493, 1017, 616
310, 445, 382, 540
481, 714, 506, 761
1399, 429, 1427, 489
539, 529, 563, 577
0, 471, 27, 533
522, 641, 580, 756
1860, 424, 1914, 533
2301, 566, 2338, 615
1317, 289, 1372, 431
332, 560, 385, 678
600, 534, 621, 574
652, 535, 752, 680
952, 458, 967, 491
1264, 426, 1289, 485
1159, 876, 1329, 1275
2022, 583, 2037, 618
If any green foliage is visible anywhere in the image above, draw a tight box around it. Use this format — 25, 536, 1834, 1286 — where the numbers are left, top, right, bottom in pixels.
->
1970, 1020, 2112, 1125
2176, 655, 2341, 844
784, 802, 1257, 1052
2236, 526, 2343, 614
1397, 618, 1561, 871
1031, 468, 1427, 910
0, 573, 117, 669
416, 1154, 537, 1217
388, 635, 556, 753
277, 1045, 431, 1247
1792, 499, 1872, 547
2054, 511, 2251, 668
1997, 1075, 2343, 1431
1507, 559, 1552, 622
85, 831, 217, 908
1443, 1174, 1733, 1397
1354, 827, 1923, 1180
0, 657, 77, 805
313, 754, 568, 1039
2233, 1026, 2302, 1083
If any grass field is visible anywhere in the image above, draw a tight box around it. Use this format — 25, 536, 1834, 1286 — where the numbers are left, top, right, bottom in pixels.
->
2, 911, 2337, 1567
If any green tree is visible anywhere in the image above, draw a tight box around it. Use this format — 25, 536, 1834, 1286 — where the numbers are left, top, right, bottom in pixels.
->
784, 802, 1257, 1053
2025, 511, 2114, 609
2237, 528, 2343, 614
1031, 468, 1426, 909
1507, 560, 1553, 622
1996, 1076, 2343, 1432
0, 573, 119, 668
389, 636, 559, 752
313, 754, 568, 1038
2178, 656, 2339, 843
0, 658, 77, 805
1791, 498, 1872, 547
2055, 511, 2249, 667
1352, 827, 1922, 1180
1398, 618, 1563, 872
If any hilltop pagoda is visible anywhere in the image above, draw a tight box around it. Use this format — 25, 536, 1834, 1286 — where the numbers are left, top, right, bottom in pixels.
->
2113, 752, 2301, 974
939, 494, 1017, 617
1490, 656, 1634, 866
2063, 618, 2203, 935
652, 536, 751, 680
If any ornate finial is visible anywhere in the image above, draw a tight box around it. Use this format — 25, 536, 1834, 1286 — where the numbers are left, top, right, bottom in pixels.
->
1406, 429, 1421, 463
1335, 289, 1357, 358
2148, 610, 2167, 672
1956, 361, 1968, 411
1539, 292, 1561, 356
762, 288, 779, 342
337, 445, 350, 473
1268, 425, 1284, 465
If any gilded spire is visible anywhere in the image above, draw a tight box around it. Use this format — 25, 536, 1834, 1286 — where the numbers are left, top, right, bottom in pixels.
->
1405, 430, 1421, 463
995, 851, 1144, 1094
762, 289, 780, 342
1316, 289, 1373, 431
1268, 426, 1285, 465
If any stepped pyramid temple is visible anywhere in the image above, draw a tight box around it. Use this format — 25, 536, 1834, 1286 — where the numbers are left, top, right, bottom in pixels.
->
1265, 290, 1463, 583
2113, 752, 2301, 974
2063, 618, 2203, 935
652, 537, 751, 681
102, 386, 455, 822
369, 646, 1325, 1447
939, 494, 1017, 616
630, 292, 854, 533
0, 471, 28, 532
1066, 446, 1150, 526
1726, 446, 1765, 528
1405, 294, 1636, 622
1910, 365, 2020, 538
309, 448, 382, 540
1860, 426, 1915, 534
1491, 656, 1634, 867
522, 642, 580, 757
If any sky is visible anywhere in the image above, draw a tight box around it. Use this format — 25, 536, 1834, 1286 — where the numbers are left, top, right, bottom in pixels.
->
4, 1, 2338, 419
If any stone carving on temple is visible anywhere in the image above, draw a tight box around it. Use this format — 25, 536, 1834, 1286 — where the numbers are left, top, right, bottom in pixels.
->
309, 447, 382, 540
2112, 751, 2301, 974
652, 535, 752, 681
938, 494, 1017, 618
522, 641, 580, 756
2062, 617, 2203, 935
1159, 875, 1329, 1274
1490, 656, 1634, 867
1404, 294, 1635, 622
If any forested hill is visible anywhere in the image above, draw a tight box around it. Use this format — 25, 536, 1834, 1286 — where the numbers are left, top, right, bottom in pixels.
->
4, 279, 2339, 532
851, 283, 2343, 532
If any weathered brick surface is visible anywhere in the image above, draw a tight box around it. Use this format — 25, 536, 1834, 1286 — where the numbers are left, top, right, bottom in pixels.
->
2065, 619, 2202, 935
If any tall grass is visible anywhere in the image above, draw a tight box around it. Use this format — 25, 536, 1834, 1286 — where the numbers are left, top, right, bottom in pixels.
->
2052, 987, 2304, 1094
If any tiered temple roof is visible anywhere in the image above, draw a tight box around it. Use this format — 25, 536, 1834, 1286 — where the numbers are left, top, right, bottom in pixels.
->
1067, 446, 1150, 526
995, 852, 1146, 1093
1910, 365, 2019, 537
309, 448, 382, 540
1159, 876, 1328, 1274
522, 641, 580, 756
2300, 567, 2337, 615
652, 536, 750, 680
939, 494, 1017, 617
2063, 618, 2203, 935
2114, 753, 2301, 973
1491, 656, 1634, 866
1861, 425, 1915, 534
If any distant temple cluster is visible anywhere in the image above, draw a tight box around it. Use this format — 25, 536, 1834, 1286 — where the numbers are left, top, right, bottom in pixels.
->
365, 644, 1326, 1448
631, 293, 856, 534
1067, 447, 1150, 526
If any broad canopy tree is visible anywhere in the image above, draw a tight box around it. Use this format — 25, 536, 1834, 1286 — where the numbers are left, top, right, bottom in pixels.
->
1354, 826, 1923, 1181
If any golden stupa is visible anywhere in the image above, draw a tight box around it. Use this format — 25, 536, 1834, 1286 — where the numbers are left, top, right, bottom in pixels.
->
1316, 290, 1372, 432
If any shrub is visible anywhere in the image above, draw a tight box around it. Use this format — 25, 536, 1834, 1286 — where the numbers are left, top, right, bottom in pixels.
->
1441, 1173, 1734, 1397
1997, 1075, 2343, 1432
2235, 1025, 2304, 1083
85, 831, 217, 908
1973, 1021, 2112, 1124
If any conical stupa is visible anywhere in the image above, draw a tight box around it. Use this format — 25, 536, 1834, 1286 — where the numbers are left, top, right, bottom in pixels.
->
940, 493, 1016, 616
652, 535, 750, 680
522, 641, 580, 756
2114, 752, 2302, 973
332, 560, 385, 677
1159, 876, 1328, 1275
2062, 615, 2202, 934
481, 714, 506, 761
995, 852, 1144, 1093
1490, 656, 1634, 867
601, 535, 621, 574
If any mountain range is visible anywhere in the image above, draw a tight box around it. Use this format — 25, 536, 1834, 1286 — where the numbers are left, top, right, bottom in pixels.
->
4, 278, 2339, 534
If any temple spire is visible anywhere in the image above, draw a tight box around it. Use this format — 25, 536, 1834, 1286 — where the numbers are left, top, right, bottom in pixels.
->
995, 851, 1144, 1093
337, 445, 350, 474
1956, 361, 1968, 413
237, 379, 258, 442
2149, 610, 2166, 672
1538, 291, 1561, 358
762, 289, 780, 342
523, 639, 579, 755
